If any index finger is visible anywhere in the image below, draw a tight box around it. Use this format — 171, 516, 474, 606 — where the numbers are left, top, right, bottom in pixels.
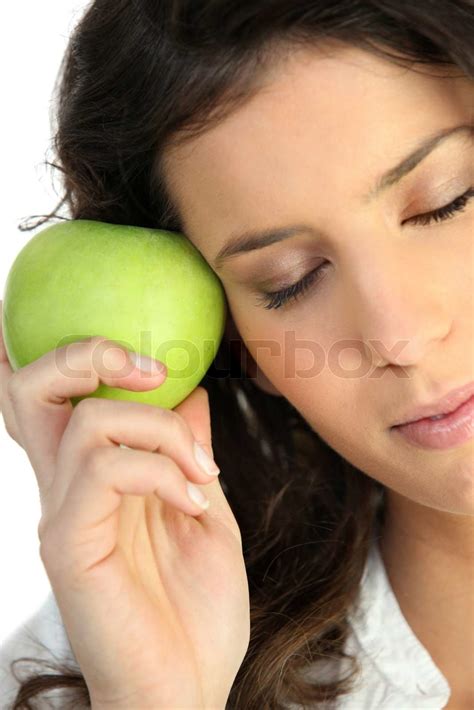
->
6, 335, 166, 493
0, 300, 11, 365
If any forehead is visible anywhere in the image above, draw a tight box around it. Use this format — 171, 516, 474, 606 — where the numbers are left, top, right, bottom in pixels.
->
163, 44, 471, 243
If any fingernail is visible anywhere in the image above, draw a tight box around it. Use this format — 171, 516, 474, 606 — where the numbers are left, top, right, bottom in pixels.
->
186, 481, 210, 509
193, 441, 220, 476
129, 351, 166, 375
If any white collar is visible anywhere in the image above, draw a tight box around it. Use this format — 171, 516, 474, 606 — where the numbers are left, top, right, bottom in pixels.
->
347, 536, 452, 705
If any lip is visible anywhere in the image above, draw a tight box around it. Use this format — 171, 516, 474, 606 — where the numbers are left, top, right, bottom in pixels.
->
391, 381, 474, 427
391, 394, 474, 450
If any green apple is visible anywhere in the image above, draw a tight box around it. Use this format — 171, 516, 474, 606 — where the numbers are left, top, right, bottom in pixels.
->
2, 219, 226, 409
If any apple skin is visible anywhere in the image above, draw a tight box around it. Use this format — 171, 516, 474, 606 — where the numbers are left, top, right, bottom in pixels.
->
2, 220, 227, 409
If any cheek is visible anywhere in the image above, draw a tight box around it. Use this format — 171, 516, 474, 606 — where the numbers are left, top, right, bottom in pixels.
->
289, 384, 389, 497
460, 229, 473, 306
444, 221, 473, 298
232, 299, 356, 411
239, 319, 330, 395
286, 377, 363, 451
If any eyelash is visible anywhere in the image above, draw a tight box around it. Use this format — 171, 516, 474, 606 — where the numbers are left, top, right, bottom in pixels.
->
256, 186, 474, 311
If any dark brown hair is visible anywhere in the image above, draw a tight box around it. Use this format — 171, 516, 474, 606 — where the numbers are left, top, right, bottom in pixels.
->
8, 1, 473, 707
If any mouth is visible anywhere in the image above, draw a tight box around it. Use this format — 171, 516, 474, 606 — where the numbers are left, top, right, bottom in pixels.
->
391, 381, 474, 428
389, 383, 474, 451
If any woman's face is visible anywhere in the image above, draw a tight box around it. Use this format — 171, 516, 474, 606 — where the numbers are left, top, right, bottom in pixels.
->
162, 44, 474, 515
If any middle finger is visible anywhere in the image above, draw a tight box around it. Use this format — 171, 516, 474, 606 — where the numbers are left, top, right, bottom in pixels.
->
52, 397, 220, 513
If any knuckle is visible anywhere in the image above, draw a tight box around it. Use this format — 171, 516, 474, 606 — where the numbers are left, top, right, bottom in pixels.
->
79, 335, 108, 350
157, 407, 190, 438
83, 446, 115, 480
153, 405, 176, 426
37, 515, 49, 545
68, 336, 110, 367
151, 452, 184, 488
38, 523, 56, 564
39, 533, 64, 578
70, 397, 101, 430
4, 420, 21, 445
155, 450, 180, 474
6, 371, 27, 407
86, 336, 125, 365
38, 538, 50, 564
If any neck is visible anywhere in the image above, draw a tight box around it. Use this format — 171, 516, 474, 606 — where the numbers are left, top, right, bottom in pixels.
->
379, 489, 474, 707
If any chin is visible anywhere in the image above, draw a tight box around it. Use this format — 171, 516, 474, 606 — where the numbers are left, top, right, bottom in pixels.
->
443, 460, 474, 516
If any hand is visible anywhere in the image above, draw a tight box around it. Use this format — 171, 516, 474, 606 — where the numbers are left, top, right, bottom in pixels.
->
0, 300, 250, 708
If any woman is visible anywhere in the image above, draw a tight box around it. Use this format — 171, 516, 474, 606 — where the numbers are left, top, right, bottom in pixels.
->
0, 0, 473, 708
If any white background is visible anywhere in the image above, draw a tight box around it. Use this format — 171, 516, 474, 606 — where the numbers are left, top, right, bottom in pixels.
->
0, 1, 91, 645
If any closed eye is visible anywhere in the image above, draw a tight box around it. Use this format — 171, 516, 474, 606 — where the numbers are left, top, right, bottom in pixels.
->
403, 186, 474, 226
255, 186, 473, 311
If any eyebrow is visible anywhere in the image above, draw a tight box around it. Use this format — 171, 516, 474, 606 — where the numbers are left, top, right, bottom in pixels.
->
213, 123, 473, 269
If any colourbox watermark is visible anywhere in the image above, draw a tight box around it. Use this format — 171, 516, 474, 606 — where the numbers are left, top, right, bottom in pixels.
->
53, 331, 411, 381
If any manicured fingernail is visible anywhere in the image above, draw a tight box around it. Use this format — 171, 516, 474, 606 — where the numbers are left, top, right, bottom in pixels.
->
193, 441, 220, 476
186, 481, 210, 509
129, 351, 166, 375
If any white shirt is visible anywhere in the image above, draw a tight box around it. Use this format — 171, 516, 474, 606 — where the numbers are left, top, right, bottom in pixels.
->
333, 539, 451, 708
0, 538, 452, 709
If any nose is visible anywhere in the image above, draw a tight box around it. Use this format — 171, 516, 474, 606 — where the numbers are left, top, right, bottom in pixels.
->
346, 247, 452, 369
